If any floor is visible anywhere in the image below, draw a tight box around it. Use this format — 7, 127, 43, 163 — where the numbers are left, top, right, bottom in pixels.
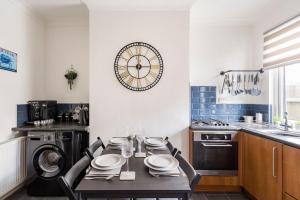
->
6, 188, 249, 200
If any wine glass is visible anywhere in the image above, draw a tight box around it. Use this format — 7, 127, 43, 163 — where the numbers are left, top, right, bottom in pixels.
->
121, 139, 133, 172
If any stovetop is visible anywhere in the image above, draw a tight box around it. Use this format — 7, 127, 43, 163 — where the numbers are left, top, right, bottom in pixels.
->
190, 119, 240, 130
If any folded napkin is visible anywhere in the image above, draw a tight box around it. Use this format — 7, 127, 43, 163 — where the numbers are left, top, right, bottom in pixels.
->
149, 167, 181, 176
86, 167, 121, 177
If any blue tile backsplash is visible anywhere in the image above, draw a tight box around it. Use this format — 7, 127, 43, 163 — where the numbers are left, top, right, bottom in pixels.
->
191, 86, 271, 123
17, 104, 28, 127
17, 103, 89, 127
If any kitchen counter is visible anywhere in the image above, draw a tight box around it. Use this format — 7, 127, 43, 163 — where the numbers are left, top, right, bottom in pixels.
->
190, 122, 300, 149
12, 122, 89, 132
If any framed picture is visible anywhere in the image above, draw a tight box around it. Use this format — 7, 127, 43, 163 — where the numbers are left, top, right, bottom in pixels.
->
0, 47, 17, 72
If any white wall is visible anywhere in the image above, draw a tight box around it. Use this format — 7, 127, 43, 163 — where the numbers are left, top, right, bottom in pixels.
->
88, 10, 190, 157
44, 17, 89, 103
0, 0, 45, 142
189, 19, 269, 104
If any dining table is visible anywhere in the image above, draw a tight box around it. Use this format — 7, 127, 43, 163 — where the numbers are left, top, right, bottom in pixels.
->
75, 138, 191, 200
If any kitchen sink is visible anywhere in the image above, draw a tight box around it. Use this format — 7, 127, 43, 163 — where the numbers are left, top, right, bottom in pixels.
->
273, 132, 300, 137
258, 129, 300, 137
258, 129, 287, 134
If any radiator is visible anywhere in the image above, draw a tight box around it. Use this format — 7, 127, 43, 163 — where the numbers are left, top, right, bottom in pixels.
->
0, 137, 27, 198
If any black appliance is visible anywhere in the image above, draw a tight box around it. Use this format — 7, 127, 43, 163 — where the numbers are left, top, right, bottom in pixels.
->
26, 131, 88, 196
28, 100, 57, 122
192, 130, 238, 176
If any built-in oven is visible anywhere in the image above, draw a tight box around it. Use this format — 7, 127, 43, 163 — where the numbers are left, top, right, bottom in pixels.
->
192, 131, 238, 176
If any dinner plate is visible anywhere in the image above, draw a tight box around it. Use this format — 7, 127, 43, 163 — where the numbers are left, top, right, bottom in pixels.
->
109, 138, 128, 145
94, 154, 122, 167
147, 154, 174, 168
144, 138, 167, 147
91, 155, 126, 170
144, 156, 179, 171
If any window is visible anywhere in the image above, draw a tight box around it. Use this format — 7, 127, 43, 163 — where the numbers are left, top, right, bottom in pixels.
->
265, 14, 300, 127
269, 62, 300, 125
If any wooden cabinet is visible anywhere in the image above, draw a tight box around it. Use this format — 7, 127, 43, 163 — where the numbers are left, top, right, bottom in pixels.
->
243, 133, 282, 200
283, 193, 298, 200
283, 145, 300, 200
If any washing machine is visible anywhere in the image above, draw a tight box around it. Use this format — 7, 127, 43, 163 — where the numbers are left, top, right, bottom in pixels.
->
26, 131, 87, 196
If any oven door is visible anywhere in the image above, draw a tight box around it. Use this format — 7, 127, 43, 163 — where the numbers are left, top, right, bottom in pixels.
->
193, 141, 238, 175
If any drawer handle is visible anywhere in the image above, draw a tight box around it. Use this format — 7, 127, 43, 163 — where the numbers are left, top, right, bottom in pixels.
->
272, 146, 277, 178
202, 143, 232, 147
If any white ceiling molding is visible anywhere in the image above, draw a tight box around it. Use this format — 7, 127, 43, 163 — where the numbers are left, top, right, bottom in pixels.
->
82, 0, 197, 11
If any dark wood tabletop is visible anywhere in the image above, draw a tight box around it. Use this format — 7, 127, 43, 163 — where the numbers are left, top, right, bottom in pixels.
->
75, 140, 191, 199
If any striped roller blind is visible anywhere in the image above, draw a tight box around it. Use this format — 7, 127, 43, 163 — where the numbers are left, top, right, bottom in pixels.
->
263, 14, 300, 68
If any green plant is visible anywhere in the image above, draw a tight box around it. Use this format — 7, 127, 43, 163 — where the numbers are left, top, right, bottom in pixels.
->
64, 66, 78, 90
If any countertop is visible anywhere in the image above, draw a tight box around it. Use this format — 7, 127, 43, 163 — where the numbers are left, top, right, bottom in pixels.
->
12, 122, 89, 132
190, 122, 300, 149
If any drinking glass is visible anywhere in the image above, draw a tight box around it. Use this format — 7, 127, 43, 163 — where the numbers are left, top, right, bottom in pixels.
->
121, 139, 133, 172
136, 134, 144, 153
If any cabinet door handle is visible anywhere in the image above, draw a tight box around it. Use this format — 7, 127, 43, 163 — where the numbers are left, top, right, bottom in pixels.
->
272, 146, 277, 178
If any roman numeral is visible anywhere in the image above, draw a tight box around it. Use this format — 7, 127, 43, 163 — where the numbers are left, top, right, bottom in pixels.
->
149, 55, 158, 62
144, 48, 150, 57
118, 65, 127, 71
120, 55, 129, 61
135, 46, 141, 55
120, 71, 130, 79
137, 79, 142, 88
126, 76, 135, 86
144, 77, 151, 85
126, 49, 134, 57
149, 71, 158, 79
151, 64, 160, 69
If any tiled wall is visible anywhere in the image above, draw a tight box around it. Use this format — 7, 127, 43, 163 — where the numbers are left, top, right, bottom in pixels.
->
191, 86, 271, 122
17, 103, 89, 127
17, 104, 28, 127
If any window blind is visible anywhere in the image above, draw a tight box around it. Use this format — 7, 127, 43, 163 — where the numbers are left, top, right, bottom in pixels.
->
263, 15, 300, 68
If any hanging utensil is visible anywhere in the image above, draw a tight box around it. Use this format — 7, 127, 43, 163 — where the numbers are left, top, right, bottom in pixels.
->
231, 74, 237, 96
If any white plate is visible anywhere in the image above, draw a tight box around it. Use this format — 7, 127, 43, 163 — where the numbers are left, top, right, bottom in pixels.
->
94, 154, 122, 167
144, 156, 179, 171
91, 155, 126, 170
147, 155, 174, 168
144, 138, 167, 147
109, 138, 128, 145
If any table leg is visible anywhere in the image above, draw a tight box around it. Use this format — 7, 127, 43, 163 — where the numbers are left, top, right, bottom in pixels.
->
182, 192, 189, 200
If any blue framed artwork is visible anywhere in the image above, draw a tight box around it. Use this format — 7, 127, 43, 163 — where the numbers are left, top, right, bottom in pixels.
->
0, 47, 17, 72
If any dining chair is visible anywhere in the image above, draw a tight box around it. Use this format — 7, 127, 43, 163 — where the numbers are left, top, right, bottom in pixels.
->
165, 137, 178, 156
175, 151, 201, 197
58, 155, 91, 200
85, 137, 106, 160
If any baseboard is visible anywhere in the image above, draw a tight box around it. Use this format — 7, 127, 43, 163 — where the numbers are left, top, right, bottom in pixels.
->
195, 185, 241, 192
0, 181, 27, 200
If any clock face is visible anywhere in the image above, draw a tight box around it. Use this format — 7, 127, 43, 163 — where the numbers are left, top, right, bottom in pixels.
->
114, 42, 163, 91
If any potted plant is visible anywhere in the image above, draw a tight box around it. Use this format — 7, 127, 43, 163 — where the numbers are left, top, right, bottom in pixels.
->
64, 66, 78, 90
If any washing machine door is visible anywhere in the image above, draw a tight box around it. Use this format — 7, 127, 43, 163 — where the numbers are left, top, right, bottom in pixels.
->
32, 144, 67, 179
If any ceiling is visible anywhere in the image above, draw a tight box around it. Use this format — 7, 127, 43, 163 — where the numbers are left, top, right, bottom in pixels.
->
191, 0, 273, 23
22, 0, 88, 20
23, 0, 275, 22
82, 0, 196, 10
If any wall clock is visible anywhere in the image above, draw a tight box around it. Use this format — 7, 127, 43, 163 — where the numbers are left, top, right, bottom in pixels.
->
114, 42, 163, 91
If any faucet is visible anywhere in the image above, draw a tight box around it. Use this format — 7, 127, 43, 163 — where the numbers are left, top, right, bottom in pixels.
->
281, 112, 291, 131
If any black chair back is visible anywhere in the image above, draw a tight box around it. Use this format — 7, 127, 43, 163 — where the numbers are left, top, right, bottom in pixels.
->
86, 137, 105, 159
175, 152, 201, 194
165, 137, 178, 156
58, 155, 91, 200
